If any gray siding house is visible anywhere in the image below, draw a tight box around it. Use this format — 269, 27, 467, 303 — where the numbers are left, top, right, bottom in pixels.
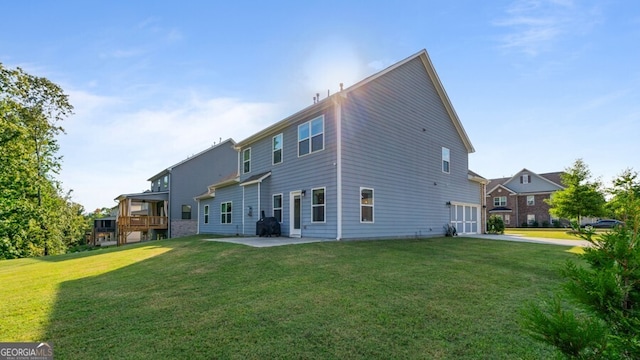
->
115, 139, 237, 244
196, 49, 486, 239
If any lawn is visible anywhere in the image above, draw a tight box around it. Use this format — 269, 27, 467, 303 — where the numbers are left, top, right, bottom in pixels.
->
0, 236, 576, 359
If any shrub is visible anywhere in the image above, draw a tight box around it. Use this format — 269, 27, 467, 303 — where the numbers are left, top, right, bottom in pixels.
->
487, 215, 505, 234
542, 220, 550, 228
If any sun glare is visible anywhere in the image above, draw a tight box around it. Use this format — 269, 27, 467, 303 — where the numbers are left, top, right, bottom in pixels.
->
302, 38, 365, 96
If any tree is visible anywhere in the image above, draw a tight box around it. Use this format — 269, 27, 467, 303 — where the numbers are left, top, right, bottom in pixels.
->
546, 159, 606, 223
1, 63, 76, 258
606, 169, 640, 226
487, 215, 505, 234
521, 170, 640, 359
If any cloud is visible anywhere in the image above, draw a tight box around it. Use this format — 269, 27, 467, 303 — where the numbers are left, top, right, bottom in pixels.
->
58, 90, 281, 211
493, 0, 601, 56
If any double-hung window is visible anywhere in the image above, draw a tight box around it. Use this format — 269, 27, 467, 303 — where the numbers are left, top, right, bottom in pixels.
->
243, 148, 251, 173
361, 188, 374, 223
527, 195, 535, 206
442, 147, 450, 173
494, 196, 507, 207
273, 134, 283, 165
311, 188, 325, 222
298, 116, 324, 156
221, 202, 232, 224
182, 205, 192, 219
273, 194, 282, 222
203, 205, 209, 224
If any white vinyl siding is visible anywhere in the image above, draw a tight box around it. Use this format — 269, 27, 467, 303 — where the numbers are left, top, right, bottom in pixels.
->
360, 188, 374, 223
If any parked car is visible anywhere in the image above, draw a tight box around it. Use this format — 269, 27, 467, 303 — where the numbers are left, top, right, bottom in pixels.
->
581, 219, 625, 229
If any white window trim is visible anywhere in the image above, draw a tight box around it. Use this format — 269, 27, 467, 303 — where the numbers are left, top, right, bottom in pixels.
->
242, 148, 251, 174
521, 174, 530, 184
272, 133, 283, 165
527, 195, 535, 206
360, 187, 374, 223
273, 193, 283, 222
527, 214, 536, 224
298, 115, 325, 157
494, 196, 507, 207
311, 187, 326, 223
442, 147, 450, 174
203, 205, 209, 224
221, 201, 232, 224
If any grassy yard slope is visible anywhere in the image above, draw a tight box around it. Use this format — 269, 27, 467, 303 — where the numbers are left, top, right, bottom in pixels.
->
0, 236, 573, 359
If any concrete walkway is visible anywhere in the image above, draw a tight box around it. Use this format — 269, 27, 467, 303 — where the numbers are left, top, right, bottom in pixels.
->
461, 233, 591, 247
204, 234, 591, 248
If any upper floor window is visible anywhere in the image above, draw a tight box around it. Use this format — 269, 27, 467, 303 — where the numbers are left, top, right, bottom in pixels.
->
361, 188, 374, 223
203, 205, 209, 224
442, 147, 450, 173
163, 175, 169, 188
273, 194, 282, 222
273, 134, 283, 165
312, 187, 325, 222
521, 174, 531, 184
221, 202, 232, 224
243, 148, 251, 173
494, 196, 507, 207
527, 195, 535, 206
298, 116, 324, 156
181, 205, 192, 220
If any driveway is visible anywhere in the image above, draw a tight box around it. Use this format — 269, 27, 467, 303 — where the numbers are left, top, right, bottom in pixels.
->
204, 234, 590, 248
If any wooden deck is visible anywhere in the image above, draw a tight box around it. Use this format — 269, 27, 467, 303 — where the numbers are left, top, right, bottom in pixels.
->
117, 216, 168, 245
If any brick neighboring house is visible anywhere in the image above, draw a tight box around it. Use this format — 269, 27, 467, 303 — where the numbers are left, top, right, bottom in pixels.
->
486, 169, 565, 227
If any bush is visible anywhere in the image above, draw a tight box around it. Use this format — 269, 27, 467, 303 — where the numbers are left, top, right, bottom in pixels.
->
521, 222, 528, 228
542, 220, 550, 228
487, 215, 505, 234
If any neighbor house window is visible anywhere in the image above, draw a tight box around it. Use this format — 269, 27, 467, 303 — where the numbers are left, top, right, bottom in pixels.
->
163, 175, 169, 188
243, 148, 251, 173
221, 202, 232, 224
527, 195, 535, 206
273, 194, 282, 222
181, 205, 192, 220
360, 188, 374, 223
527, 214, 535, 225
494, 196, 507, 206
273, 134, 283, 165
203, 205, 209, 224
312, 188, 325, 222
442, 147, 450, 173
521, 174, 531, 184
504, 214, 510, 224
298, 116, 324, 156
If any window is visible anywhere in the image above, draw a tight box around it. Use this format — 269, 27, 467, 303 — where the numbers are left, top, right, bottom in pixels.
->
181, 205, 192, 220
527, 214, 535, 225
273, 194, 282, 222
298, 116, 324, 156
527, 195, 535, 206
273, 134, 283, 165
442, 147, 450, 173
243, 148, 251, 173
221, 202, 232, 224
504, 214, 510, 224
157, 179, 161, 191
163, 175, 169, 188
360, 188, 374, 223
521, 174, 531, 184
312, 188, 325, 222
494, 196, 507, 206
203, 205, 209, 224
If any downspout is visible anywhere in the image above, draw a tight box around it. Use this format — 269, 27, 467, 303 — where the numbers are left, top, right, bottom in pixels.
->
242, 186, 245, 235
258, 182, 261, 220
168, 173, 172, 238
196, 199, 200, 234
334, 94, 344, 240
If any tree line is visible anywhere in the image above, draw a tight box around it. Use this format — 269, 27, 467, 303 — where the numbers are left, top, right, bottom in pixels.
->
1, 63, 88, 259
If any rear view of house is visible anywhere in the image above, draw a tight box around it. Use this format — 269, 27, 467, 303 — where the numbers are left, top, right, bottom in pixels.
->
196, 49, 487, 240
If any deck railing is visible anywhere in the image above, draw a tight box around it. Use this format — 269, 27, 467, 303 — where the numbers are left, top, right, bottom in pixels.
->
117, 216, 168, 230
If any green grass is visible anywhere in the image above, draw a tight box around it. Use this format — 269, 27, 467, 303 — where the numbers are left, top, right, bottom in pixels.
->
0, 235, 576, 359
504, 228, 603, 240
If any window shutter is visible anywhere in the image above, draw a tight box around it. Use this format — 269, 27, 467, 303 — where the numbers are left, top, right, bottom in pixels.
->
520, 176, 523, 184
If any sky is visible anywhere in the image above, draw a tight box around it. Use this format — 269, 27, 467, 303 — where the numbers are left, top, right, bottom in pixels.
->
1, 0, 639, 212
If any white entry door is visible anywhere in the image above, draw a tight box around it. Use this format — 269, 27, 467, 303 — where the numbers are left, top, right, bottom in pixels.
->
289, 191, 302, 237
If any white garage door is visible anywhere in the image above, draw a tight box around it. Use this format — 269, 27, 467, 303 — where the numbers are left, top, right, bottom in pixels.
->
450, 204, 480, 234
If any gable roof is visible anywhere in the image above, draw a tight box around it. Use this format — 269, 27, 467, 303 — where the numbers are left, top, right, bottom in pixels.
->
147, 138, 236, 181
486, 183, 517, 195
487, 169, 565, 194
235, 49, 474, 153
